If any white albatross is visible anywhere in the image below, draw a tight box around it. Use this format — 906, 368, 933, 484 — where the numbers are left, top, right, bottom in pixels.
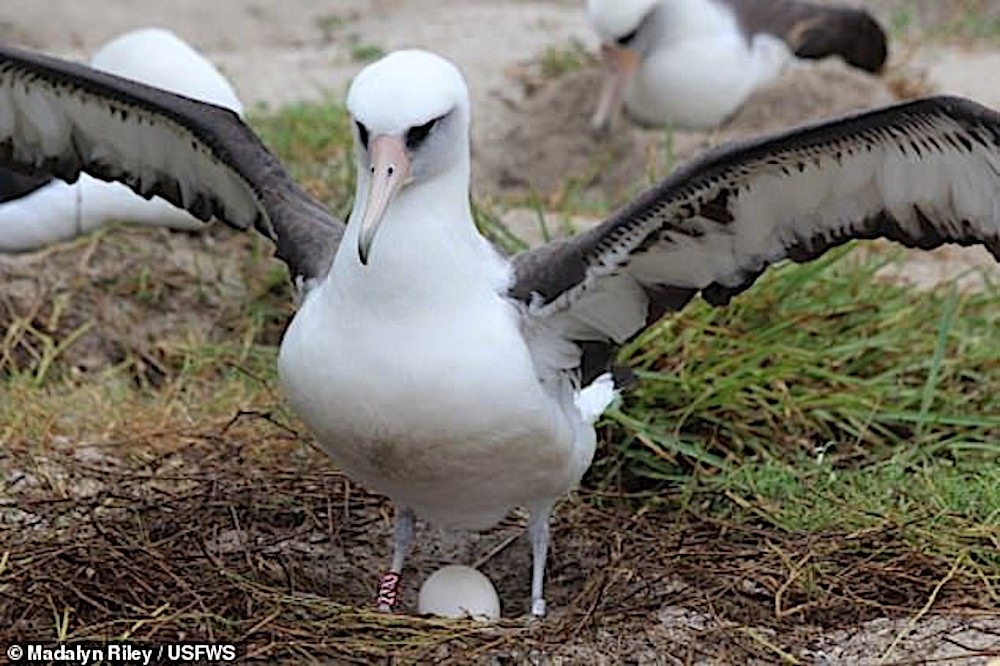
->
588, 0, 888, 131
0, 27, 243, 252
0, 45, 997, 617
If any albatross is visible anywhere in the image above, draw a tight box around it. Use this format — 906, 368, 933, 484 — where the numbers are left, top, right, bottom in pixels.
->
0, 45, 997, 617
588, 0, 888, 131
0, 27, 243, 252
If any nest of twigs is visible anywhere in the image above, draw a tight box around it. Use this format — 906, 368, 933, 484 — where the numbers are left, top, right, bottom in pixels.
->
2, 414, 994, 664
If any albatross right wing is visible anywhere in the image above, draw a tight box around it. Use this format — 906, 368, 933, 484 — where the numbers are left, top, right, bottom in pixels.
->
511, 96, 999, 386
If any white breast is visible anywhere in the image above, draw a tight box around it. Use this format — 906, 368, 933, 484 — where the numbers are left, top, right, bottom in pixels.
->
277, 212, 586, 530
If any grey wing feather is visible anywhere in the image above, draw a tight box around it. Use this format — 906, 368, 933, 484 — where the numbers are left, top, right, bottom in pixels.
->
0, 41, 343, 285
723, 0, 888, 72
512, 96, 1000, 385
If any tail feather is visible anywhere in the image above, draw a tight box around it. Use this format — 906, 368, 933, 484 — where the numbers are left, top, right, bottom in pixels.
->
574, 373, 618, 424
786, 6, 887, 73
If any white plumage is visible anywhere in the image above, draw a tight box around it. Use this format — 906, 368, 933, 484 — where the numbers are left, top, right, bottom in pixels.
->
588, 0, 791, 129
278, 51, 617, 617
587, 0, 887, 130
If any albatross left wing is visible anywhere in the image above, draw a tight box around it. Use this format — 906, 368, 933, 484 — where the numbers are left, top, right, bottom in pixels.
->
0, 166, 50, 203
0, 41, 343, 287
511, 95, 999, 385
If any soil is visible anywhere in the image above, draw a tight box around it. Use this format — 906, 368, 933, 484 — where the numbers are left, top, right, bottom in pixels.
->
472, 59, 895, 205
1, 1, 998, 663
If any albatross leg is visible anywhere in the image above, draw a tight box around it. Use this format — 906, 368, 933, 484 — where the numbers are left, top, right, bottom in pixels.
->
377, 506, 415, 611
527, 500, 555, 617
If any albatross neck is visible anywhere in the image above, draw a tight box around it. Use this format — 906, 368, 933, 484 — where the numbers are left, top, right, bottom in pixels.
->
325, 153, 511, 308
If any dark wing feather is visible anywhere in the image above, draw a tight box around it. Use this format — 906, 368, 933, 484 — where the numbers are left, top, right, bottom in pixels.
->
512, 96, 1000, 385
724, 0, 888, 72
0, 41, 342, 285
0, 165, 51, 202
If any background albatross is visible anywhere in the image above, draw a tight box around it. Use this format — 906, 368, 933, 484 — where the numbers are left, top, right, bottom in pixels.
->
588, 0, 888, 130
0, 44, 997, 617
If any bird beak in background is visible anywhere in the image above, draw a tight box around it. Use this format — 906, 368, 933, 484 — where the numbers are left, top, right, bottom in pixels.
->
357, 135, 411, 265
591, 44, 639, 135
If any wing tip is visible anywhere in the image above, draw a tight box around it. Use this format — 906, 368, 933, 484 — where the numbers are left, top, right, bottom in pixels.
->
787, 6, 888, 73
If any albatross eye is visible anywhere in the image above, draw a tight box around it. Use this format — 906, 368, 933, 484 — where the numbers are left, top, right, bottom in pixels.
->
356, 121, 369, 149
405, 116, 440, 150
616, 27, 640, 47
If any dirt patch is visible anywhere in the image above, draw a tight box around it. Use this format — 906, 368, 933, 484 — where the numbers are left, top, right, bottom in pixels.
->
474, 59, 894, 206
0, 226, 291, 379
3, 427, 997, 663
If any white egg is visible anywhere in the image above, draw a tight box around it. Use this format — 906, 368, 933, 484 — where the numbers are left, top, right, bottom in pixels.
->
417, 564, 501, 621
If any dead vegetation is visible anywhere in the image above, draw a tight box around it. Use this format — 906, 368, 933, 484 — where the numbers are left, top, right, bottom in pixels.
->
3, 420, 997, 664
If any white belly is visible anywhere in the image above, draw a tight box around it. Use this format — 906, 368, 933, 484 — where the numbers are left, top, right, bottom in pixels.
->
277, 283, 584, 530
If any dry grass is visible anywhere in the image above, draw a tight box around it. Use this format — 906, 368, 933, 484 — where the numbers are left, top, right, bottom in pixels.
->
4, 419, 996, 663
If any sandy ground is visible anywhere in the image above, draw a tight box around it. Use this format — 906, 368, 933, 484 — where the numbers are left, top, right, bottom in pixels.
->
1, 1, 999, 662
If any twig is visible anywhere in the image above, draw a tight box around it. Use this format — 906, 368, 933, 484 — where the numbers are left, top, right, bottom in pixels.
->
736, 626, 801, 665
879, 553, 966, 664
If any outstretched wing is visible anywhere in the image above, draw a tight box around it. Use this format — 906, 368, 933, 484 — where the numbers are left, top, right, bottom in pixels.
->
725, 0, 888, 73
512, 96, 1000, 385
0, 41, 343, 285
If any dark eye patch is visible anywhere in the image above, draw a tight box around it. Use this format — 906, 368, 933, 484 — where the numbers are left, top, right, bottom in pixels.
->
616, 27, 640, 46
356, 121, 369, 149
405, 115, 442, 150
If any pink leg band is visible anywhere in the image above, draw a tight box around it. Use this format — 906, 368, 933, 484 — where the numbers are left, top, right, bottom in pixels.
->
377, 571, 401, 609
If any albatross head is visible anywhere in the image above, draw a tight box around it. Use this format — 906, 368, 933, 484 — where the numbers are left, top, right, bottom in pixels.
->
346, 50, 471, 265
587, 0, 659, 133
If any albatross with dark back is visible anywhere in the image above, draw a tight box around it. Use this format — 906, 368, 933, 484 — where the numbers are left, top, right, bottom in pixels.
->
588, 0, 888, 130
0, 42, 996, 617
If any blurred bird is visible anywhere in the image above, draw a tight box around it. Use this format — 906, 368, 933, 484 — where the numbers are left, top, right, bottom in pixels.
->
588, 0, 888, 131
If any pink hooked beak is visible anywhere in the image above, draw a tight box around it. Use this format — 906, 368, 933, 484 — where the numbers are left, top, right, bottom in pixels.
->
591, 44, 640, 135
357, 135, 412, 265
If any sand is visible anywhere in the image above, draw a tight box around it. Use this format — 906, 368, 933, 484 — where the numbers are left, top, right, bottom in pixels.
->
473, 59, 895, 204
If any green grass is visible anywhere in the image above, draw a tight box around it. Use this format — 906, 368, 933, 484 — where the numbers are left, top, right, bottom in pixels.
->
536, 39, 594, 79
248, 98, 356, 220
716, 456, 1000, 538
889, 1, 1000, 46
3, 97, 998, 605
314, 12, 351, 40
607, 249, 997, 469
584, 245, 998, 583
350, 43, 386, 64
692, 455, 1000, 595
